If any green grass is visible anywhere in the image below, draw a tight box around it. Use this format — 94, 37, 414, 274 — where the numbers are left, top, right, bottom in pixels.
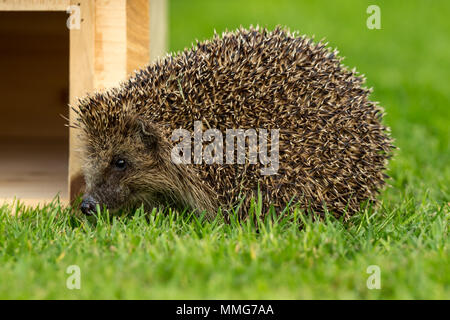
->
0, 0, 449, 299
0, 196, 448, 299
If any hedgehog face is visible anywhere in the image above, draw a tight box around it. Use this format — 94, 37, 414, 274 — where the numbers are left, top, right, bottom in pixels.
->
80, 119, 169, 215
81, 146, 134, 214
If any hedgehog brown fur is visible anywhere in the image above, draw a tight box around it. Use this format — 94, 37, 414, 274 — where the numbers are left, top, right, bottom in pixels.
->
75, 26, 394, 219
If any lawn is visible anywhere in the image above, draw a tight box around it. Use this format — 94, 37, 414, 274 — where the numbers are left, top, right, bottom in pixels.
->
0, 0, 448, 299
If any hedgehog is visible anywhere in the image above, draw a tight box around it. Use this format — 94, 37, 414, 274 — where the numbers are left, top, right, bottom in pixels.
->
74, 26, 394, 220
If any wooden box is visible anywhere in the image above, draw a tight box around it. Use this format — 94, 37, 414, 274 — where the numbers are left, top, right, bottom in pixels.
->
0, 0, 167, 206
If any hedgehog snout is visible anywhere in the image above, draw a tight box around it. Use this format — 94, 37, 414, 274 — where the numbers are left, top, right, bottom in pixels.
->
80, 195, 98, 215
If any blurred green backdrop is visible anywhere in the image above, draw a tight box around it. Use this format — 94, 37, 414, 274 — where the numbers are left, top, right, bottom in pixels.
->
170, 0, 449, 204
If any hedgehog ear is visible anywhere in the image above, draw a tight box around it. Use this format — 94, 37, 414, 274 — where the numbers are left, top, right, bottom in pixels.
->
136, 119, 159, 151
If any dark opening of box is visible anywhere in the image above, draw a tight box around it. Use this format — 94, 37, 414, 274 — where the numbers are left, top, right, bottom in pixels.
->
0, 12, 69, 205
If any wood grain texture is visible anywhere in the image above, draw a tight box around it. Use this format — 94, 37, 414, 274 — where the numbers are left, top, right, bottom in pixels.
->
94, 0, 127, 89
127, 0, 150, 74
0, 0, 70, 11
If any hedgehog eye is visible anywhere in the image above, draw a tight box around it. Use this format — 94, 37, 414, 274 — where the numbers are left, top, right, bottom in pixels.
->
114, 158, 127, 170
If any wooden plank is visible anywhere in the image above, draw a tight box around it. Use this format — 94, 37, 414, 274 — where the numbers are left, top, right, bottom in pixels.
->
149, 0, 167, 62
94, 0, 127, 89
69, 0, 95, 200
126, 0, 150, 74
0, 0, 70, 11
